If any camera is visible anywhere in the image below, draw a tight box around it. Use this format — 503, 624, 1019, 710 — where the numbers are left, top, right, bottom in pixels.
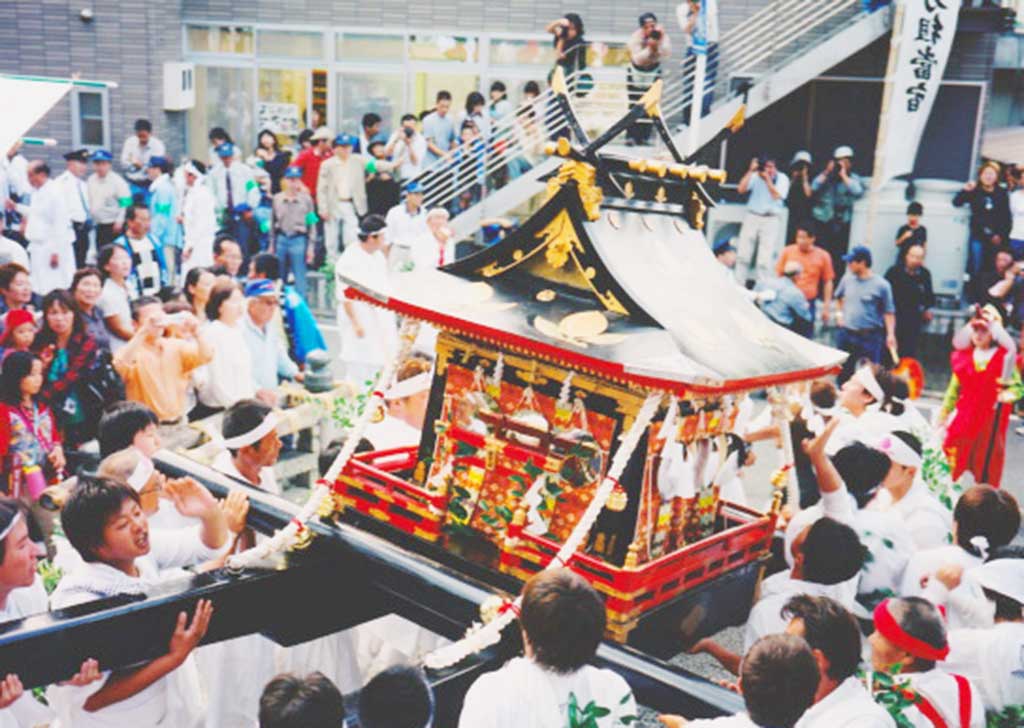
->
650, 29, 662, 40
404, 127, 414, 138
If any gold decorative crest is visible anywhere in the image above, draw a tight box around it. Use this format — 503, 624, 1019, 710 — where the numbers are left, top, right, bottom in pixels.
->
545, 160, 603, 221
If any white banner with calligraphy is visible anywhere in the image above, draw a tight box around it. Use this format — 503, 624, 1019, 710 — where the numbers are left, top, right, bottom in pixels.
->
877, 0, 961, 184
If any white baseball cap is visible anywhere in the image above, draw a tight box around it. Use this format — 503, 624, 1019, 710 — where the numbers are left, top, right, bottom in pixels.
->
791, 150, 812, 166
833, 145, 854, 159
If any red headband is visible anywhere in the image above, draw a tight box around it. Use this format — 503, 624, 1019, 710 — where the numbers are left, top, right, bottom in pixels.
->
873, 599, 949, 662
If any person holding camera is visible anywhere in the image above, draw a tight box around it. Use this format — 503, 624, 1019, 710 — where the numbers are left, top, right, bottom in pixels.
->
735, 155, 790, 286
811, 145, 865, 277
626, 13, 672, 145
387, 115, 428, 182
785, 151, 814, 244
546, 14, 587, 88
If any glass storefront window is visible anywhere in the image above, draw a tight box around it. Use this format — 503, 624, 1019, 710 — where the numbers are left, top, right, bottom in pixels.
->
258, 30, 323, 59
336, 72, 404, 137
189, 66, 256, 159
186, 25, 253, 54
336, 33, 404, 61
412, 72, 480, 118
489, 38, 556, 67
587, 41, 631, 68
258, 69, 309, 139
408, 34, 478, 63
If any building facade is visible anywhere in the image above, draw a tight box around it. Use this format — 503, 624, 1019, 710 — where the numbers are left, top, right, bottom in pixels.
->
0, 1, 1020, 184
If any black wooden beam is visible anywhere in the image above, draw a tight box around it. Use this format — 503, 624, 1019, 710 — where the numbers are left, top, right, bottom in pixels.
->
0, 451, 741, 720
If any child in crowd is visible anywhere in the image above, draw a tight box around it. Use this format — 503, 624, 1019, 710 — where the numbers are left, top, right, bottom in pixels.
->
939, 311, 1021, 487
0, 351, 64, 551
359, 664, 434, 728
98, 401, 161, 459
50, 475, 227, 727
895, 201, 927, 265
259, 672, 346, 728
458, 568, 637, 727
0, 311, 35, 362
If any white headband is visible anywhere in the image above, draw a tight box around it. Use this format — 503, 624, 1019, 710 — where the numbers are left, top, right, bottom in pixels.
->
0, 512, 22, 542
385, 372, 432, 401
873, 433, 922, 469
853, 366, 884, 403
222, 411, 279, 450
127, 457, 155, 492
184, 161, 204, 180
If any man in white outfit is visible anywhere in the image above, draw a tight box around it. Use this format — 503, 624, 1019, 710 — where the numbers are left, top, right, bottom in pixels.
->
458, 569, 637, 728
335, 214, 398, 385
867, 597, 985, 728
179, 160, 217, 276
661, 634, 820, 728
20, 161, 75, 295
55, 148, 93, 268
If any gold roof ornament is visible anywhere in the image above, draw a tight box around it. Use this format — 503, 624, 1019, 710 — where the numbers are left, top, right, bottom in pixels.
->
638, 79, 663, 118
545, 159, 603, 221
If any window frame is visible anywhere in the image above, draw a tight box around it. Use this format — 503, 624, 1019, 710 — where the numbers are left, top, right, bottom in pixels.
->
70, 87, 110, 151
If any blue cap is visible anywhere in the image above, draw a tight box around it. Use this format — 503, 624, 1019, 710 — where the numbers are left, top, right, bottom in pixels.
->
842, 245, 872, 266
713, 241, 736, 256
215, 142, 235, 158
333, 133, 355, 147
244, 278, 278, 298
283, 166, 303, 179
404, 180, 423, 194
89, 149, 113, 162
147, 155, 168, 168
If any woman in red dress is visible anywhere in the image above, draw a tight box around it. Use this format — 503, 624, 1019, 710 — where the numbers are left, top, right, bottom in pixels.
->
939, 314, 1021, 487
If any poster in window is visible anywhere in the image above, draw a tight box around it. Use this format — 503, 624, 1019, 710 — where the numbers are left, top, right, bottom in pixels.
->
257, 102, 301, 136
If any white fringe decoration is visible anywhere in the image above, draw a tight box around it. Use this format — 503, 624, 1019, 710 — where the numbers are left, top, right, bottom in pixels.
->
226, 318, 422, 570
423, 391, 663, 669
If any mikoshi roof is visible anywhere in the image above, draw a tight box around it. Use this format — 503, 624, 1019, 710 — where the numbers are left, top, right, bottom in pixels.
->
341, 94, 845, 396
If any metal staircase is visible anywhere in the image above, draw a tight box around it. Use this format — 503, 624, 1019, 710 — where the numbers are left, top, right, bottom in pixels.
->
411, 0, 893, 237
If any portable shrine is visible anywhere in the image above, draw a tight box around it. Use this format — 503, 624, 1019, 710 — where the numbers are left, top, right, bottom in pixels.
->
336, 81, 844, 645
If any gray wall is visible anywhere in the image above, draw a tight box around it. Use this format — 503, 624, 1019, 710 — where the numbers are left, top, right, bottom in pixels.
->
0, 0, 185, 166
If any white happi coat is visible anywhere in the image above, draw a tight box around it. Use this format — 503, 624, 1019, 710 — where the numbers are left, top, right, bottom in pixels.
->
181, 181, 218, 275
744, 569, 861, 652
0, 578, 57, 728
900, 545, 984, 627
796, 676, 895, 728
364, 413, 421, 451
458, 656, 638, 728
784, 489, 912, 604
886, 670, 985, 728
945, 622, 1024, 713
23, 178, 75, 294
867, 478, 951, 552
335, 244, 398, 383
49, 528, 225, 728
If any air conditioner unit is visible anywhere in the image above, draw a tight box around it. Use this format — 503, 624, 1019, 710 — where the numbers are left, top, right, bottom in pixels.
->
163, 62, 196, 111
